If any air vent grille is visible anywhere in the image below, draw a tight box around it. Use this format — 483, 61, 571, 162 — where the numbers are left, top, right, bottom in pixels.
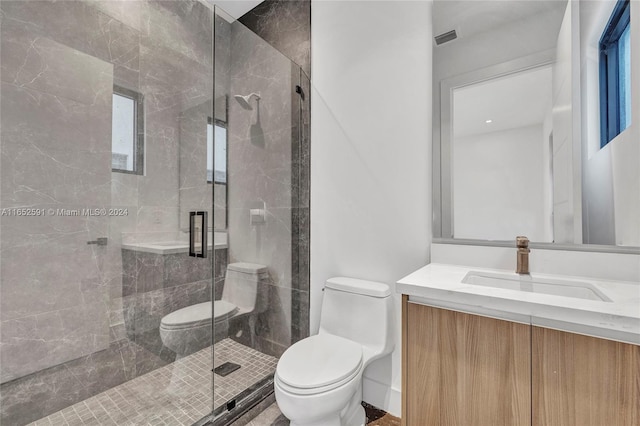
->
435, 29, 457, 45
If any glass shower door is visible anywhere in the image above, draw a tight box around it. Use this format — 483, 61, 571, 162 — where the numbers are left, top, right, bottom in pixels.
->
210, 7, 309, 423
0, 1, 215, 424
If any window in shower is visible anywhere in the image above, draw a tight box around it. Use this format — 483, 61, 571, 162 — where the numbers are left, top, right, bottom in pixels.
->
112, 85, 144, 173
207, 118, 227, 184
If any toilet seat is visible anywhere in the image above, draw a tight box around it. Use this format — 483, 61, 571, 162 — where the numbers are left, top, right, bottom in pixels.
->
276, 334, 363, 395
160, 301, 238, 331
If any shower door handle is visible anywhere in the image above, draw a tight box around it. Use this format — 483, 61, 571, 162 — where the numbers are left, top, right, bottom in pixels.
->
189, 211, 207, 258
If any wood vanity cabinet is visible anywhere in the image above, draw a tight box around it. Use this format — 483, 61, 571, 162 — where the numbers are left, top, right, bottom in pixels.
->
532, 327, 640, 426
402, 299, 531, 426
401, 297, 640, 426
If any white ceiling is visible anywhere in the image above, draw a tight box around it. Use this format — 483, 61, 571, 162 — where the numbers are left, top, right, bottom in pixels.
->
204, 0, 264, 19
453, 65, 553, 138
433, 0, 567, 42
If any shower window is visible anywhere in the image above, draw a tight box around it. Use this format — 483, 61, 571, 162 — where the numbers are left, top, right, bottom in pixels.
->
599, 0, 631, 147
207, 118, 227, 184
112, 85, 144, 174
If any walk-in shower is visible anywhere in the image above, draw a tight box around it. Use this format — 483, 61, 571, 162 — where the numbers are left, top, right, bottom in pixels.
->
0, 1, 310, 425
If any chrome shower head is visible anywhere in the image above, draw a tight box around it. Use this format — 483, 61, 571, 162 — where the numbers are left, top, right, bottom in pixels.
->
234, 93, 261, 110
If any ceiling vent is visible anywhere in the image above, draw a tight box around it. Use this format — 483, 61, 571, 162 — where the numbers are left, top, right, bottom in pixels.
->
434, 30, 457, 46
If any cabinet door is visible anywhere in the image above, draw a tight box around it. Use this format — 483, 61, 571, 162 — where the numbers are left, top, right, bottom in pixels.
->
532, 327, 640, 426
403, 302, 531, 426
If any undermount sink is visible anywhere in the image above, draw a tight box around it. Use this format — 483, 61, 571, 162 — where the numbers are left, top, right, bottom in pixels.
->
462, 271, 613, 302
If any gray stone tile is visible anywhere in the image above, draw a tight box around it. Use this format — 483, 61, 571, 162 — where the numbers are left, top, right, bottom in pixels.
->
136, 252, 165, 293
163, 253, 212, 288
1, 301, 111, 382
0, 83, 112, 155
238, 0, 311, 76
0, 20, 112, 106
0, 339, 138, 425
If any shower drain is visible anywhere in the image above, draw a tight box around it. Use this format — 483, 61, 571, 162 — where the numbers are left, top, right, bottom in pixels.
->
214, 362, 241, 377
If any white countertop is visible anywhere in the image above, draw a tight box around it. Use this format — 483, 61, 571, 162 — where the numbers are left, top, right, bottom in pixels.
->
397, 263, 640, 345
121, 231, 228, 254
121, 241, 224, 255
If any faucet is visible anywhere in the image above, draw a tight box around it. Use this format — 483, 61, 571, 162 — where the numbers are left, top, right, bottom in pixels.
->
516, 236, 530, 274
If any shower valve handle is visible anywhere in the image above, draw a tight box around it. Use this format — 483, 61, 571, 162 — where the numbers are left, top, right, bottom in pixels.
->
87, 237, 108, 246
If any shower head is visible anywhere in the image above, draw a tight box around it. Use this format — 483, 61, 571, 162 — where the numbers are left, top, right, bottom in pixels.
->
234, 93, 261, 110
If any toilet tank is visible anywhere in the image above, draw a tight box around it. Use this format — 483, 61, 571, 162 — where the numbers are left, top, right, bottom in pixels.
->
319, 277, 394, 358
221, 262, 269, 313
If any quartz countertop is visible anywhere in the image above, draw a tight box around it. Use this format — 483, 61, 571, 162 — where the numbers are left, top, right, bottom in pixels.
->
397, 263, 640, 345
121, 232, 228, 254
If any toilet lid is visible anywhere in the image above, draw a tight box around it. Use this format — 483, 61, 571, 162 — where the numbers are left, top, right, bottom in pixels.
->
213, 300, 238, 322
276, 334, 363, 390
160, 301, 237, 330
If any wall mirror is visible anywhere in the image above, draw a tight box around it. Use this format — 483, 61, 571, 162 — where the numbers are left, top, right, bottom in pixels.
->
432, 0, 639, 252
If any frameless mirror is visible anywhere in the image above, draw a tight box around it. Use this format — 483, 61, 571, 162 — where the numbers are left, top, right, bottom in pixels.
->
433, 0, 639, 251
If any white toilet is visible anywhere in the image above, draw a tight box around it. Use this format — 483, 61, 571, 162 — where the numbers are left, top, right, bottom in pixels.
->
159, 262, 269, 359
274, 277, 394, 426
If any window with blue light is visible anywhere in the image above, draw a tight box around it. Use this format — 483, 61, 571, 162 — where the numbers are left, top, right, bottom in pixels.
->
599, 0, 631, 147
207, 118, 227, 184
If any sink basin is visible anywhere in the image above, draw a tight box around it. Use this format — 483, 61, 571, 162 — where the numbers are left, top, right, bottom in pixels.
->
462, 271, 612, 302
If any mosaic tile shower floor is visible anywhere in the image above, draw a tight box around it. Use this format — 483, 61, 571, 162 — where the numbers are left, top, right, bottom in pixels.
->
29, 339, 277, 426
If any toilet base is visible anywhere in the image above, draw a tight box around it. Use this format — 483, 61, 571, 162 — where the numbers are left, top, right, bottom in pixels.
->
341, 387, 366, 426
288, 405, 365, 426
343, 404, 366, 426
290, 417, 340, 426
276, 376, 366, 426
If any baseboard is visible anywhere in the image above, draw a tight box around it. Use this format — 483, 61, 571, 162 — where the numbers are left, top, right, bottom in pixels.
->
362, 376, 401, 418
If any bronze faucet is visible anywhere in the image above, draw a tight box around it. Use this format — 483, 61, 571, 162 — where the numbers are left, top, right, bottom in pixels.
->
516, 236, 530, 274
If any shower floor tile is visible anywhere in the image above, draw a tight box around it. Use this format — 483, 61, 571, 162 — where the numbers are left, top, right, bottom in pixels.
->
29, 339, 277, 426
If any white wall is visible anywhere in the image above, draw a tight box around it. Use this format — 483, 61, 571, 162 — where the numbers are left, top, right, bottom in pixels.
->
453, 125, 548, 241
311, 0, 432, 415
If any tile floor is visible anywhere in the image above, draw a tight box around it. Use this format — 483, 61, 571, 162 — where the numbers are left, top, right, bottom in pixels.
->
213, 339, 278, 406
245, 403, 401, 426
29, 339, 277, 426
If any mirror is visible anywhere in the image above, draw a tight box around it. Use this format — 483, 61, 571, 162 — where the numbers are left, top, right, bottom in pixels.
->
433, 0, 639, 250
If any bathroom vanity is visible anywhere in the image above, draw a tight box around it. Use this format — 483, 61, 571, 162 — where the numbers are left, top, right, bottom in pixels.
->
398, 264, 640, 426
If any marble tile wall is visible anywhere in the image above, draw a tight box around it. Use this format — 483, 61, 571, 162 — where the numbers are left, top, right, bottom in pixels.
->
121, 248, 226, 359
218, 1, 311, 357
239, 0, 311, 78
179, 101, 214, 231
230, 0, 311, 353
178, 98, 228, 232
0, 247, 224, 425
291, 69, 311, 343
0, 1, 216, 424
223, 20, 293, 357
1, 339, 146, 425
212, 14, 232, 231
0, 12, 115, 382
